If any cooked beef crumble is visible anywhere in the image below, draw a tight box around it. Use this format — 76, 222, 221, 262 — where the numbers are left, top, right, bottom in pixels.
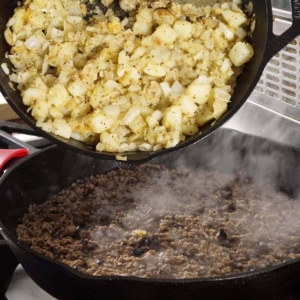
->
16, 164, 300, 278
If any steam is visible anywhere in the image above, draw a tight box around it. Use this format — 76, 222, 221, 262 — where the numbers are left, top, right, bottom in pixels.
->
88, 123, 300, 277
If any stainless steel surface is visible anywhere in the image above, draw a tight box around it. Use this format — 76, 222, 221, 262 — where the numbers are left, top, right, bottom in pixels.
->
224, 100, 300, 149
250, 9, 300, 121
225, 6, 300, 151
271, 0, 291, 12
6, 266, 55, 300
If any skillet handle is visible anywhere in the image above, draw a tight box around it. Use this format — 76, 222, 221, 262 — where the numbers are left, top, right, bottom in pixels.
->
0, 148, 28, 174
0, 235, 19, 298
263, 0, 300, 63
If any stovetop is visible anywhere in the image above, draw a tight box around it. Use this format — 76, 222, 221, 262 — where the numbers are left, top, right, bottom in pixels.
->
1, 3, 300, 300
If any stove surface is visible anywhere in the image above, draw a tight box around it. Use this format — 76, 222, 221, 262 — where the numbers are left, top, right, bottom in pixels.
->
6, 266, 55, 300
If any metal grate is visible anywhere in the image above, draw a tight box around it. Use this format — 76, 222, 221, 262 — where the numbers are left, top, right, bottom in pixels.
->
250, 9, 300, 120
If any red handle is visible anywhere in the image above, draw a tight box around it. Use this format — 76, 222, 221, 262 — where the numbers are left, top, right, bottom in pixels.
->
0, 148, 28, 172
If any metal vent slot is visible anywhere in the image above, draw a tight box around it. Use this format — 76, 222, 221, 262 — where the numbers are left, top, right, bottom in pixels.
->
282, 63, 297, 71
282, 80, 297, 89
266, 90, 280, 100
282, 97, 296, 106
282, 54, 297, 63
250, 11, 300, 121
266, 66, 280, 74
282, 71, 296, 80
283, 46, 297, 54
266, 74, 280, 83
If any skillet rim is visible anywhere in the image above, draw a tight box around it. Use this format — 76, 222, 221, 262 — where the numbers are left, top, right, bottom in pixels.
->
1, 130, 300, 284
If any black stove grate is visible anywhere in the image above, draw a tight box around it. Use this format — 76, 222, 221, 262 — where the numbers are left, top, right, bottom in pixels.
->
0, 121, 51, 151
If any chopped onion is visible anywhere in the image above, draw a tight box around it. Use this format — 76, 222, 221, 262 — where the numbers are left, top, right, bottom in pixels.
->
104, 80, 120, 90
1, 63, 10, 75
171, 81, 185, 94
160, 82, 171, 97
103, 105, 120, 116
123, 107, 140, 125
24, 36, 42, 50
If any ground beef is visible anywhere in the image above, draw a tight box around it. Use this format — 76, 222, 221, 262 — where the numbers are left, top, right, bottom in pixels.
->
16, 164, 300, 279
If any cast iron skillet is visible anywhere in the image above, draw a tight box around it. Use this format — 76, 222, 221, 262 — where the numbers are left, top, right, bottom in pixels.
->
1, 128, 300, 300
0, 0, 300, 163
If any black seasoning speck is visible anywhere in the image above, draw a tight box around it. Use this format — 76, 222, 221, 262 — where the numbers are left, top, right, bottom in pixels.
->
133, 248, 144, 256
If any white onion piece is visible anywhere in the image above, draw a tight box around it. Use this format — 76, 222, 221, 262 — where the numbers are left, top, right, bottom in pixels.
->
103, 105, 120, 116
171, 80, 185, 94
123, 107, 140, 125
24, 36, 41, 50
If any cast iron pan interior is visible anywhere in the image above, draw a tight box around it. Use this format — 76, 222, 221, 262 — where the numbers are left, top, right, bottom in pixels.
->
1, 129, 300, 299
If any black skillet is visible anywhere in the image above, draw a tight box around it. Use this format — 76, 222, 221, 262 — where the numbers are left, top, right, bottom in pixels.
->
1, 127, 300, 300
0, 0, 300, 163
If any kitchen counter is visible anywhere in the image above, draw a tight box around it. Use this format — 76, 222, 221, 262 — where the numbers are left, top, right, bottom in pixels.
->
0, 93, 18, 120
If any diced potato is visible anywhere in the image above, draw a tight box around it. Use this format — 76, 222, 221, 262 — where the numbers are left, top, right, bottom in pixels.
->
192, 22, 206, 38
153, 24, 177, 44
211, 28, 228, 49
153, 9, 176, 26
195, 104, 214, 126
136, 7, 153, 23
162, 106, 182, 129
100, 131, 120, 152
173, 20, 193, 40
146, 115, 159, 127
229, 42, 254, 67
57, 43, 78, 62
143, 63, 166, 77
28, 10, 47, 28
71, 103, 91, 118
67, 79, 87, 97
41, 120, 53, 132
12, 8, 26, 33
165, 130, 180, 148
31, 100, 49, 121
133, 21, 152, 36
33, 0, 48, 7
185, 84, 212, 105
88, 111, 114, 133
47, 84, 70, 107
222, 10, 247, 28
213, 88, 231, 103
119, 0, 139, 11
129, 115, 147, 137
175, 95, 197, 117
181, 124, 198, 136
101, 0, 114, 7
22, 88, 46, 106
89, 85, 110, 109
213, 100, 227, 120
138, 143, 153, 151
52, 119, 72, 139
